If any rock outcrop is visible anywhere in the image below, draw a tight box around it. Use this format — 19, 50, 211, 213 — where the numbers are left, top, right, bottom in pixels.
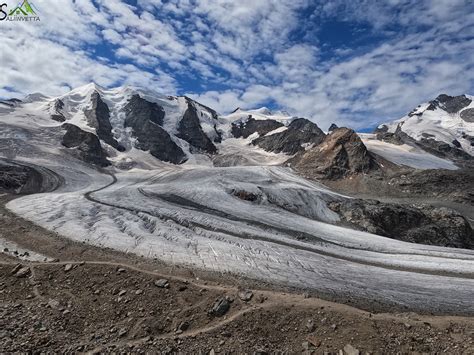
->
0, 163, 35, 193
328, 123, 338, 132
426, 94, 472, 113
231, 116, 284, 139
460, 108, 474, 122
61, 123, 110, 167
329, 199, 474, 249
289, 128, 377, 179
387, 168, 474, 204
252, 118, 326, 154
375, 123, 472, 161
124, 95, 187, 164
177, 99, 218, 154
85, 92, 124, 151
51, 99, 66, 122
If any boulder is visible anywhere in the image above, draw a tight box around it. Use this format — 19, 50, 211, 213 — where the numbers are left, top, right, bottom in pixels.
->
209, 297, 230, 317
237, 289, 254, 302
154, 279, 170, 288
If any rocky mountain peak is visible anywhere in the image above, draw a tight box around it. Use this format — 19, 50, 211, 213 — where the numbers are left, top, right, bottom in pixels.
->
427, 94, 472, 113
252, 118, 326, 155
289, 128, 377, 179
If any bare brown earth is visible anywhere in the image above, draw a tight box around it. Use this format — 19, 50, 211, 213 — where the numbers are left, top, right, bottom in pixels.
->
1, 194, 474, 354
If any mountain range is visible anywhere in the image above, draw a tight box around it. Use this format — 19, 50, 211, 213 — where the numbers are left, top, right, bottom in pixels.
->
1, 83, 474, 315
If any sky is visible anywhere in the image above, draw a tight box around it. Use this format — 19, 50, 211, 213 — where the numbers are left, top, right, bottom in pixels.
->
0, 0, 473, 130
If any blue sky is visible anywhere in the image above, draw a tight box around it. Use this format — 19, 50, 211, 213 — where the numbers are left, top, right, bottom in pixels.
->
1, 0, 473, 130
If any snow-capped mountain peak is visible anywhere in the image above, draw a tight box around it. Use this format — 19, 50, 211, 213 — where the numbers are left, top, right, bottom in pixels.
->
376, 94, 474, 157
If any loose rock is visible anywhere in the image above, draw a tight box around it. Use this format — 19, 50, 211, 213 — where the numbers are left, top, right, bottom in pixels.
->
238, 289, 253, 302
343, 344, 360, 355
154, 279, 170, 288
209, 297, 230, 317
15, 266, 31, 278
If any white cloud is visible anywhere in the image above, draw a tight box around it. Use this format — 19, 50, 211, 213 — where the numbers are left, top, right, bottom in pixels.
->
1, 0, 473, 131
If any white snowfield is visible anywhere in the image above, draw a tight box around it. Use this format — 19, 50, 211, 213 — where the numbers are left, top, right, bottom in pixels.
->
360, 134, 459, 170
378, 95, 474, 156
2, 85, 474, 314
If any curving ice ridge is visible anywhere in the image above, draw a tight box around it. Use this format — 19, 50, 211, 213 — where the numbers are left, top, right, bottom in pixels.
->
2, 84, 474, 315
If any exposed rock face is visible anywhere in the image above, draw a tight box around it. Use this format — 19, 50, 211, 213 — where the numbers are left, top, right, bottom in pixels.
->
328, 123, 338, 132
376, 123, 472, 161
61, 123, 110, 167
388, 168, 474, 204
85, 92, 124, 151
460, 108, 474, 122
177, 99, 217, 154
252, 118, 326, 154
51, 99, 66, 122
231, 116, 284, 139
427, 94, 472, 113
124, 95, 187, 164
417, 137, 472, 161
0, 98, 22, 107
329, 199, 474, 249
0, 164, 35, 193
375, 124, 410, 146
461, 132, 474, 146
289, 128, 377, 179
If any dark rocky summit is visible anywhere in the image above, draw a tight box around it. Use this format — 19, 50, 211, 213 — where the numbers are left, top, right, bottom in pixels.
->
252, 118, 326, 154
61, 123, 110, 167
85, 92, 124, 151
427, 94, 472, 113
231, 116, 284, 139
124, 95, 187, 164
329, 199, 474, 249
177, 99, 217, 154
289, 128, 377, 179
328, 123, 338, 132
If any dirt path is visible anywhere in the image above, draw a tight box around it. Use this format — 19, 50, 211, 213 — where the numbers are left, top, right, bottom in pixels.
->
2, 258, 474, 353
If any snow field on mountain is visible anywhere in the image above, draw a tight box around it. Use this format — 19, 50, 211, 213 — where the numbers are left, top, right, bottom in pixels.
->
361, 134, 459, 170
